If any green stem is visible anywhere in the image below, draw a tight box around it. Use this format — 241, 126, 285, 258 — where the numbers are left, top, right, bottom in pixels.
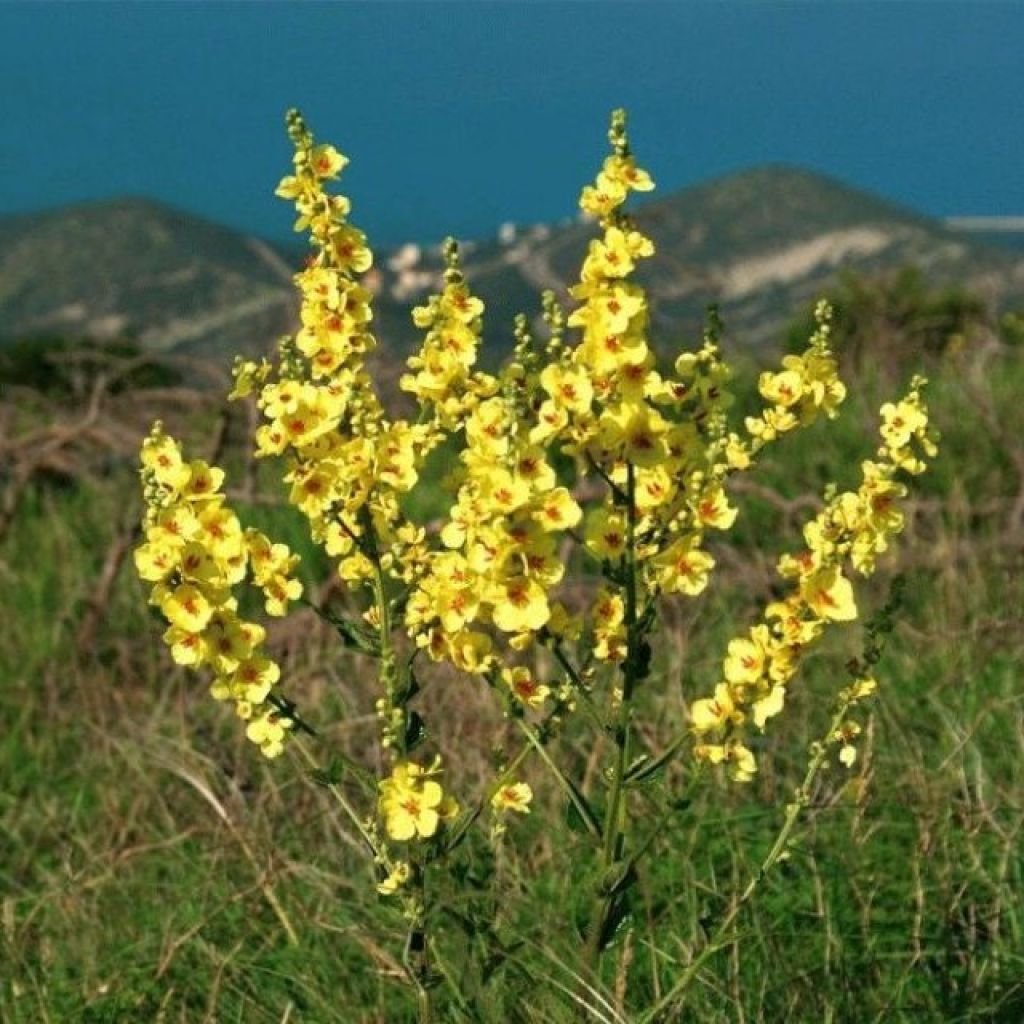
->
292, 737, 382, 859
551, 642, 609, 732
638, 695, 854, 1023
367, 514, 431, 1017
368, 536, 403, 745
428, 936, 475, 1019
585, 462, 641, 967
403, 864, 432, 1024
515, 718, 601, 839
444, 698, 578, 852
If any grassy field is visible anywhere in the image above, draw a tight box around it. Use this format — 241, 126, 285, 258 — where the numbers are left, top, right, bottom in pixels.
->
2, 337, 1024, 1022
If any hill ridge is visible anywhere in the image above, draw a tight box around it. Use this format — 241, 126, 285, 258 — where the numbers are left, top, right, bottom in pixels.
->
1, 165, 1022, 359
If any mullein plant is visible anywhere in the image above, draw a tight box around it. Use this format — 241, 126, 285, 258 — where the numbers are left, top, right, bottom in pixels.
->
135, 108, 937, 1019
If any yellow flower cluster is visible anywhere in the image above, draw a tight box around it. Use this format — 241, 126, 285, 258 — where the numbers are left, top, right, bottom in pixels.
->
397, 111, 854, 684
134, 424, 302, 757
691, 378, 936, 779
401, 243, 496, 430
541, 114, 848, 666
233, 110, 436, 594
406, 391, 583, 665
746, 300, 847, 446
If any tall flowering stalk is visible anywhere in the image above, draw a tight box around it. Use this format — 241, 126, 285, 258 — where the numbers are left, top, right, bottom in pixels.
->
134, 108, 937, 1018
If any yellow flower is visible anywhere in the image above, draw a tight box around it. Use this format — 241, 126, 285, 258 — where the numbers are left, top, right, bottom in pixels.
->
726, 742, 757, 783
694, 484, 738, 531
579, 180, 626, 219
535, 487, 582, 532
447, 629, 494, 674
880, 399, 927, 450
246, 709, 292, 759
379, 762, 445, 841
584, 328, 649, 377
231, 656, 281, 705
502, 667, 551, 709
539, 363, 594, 415
635, 466, 674, 511
598, 401, 668, 467
183, 460, 225, 502
723, 633, 768, 685
377, 861, 411, 896
148, 505, 199, 549
592, 587, 625, 628
582, 226, 636, 281
835, 721, 862, 767
653, 537, 714, 596
160, 583, 215, 634
690, 683, 740, 733
758, 368, 804, 408
751, 685, 786, 729
724, 434, 752, 470
512, 448, 557, 492
594, 627, 626, 664
601, 154, 655, 194
850, 676, 877, 700
491, 782, 533, 814
133, 540, 178, 582
177, 542, 223, 587
204, 609, 257, 673
518, 545, 564, 588
309, 143, 348, 179
584, 508, 627, 561
695, 740, 757, 782
163, 625, 207, 666
800, 566, 858, 622
482, 468, 531, 515
197, 504, 244, 564
491, 577, 550, 633
328, 224, 373, 273
141, 432, 191, 493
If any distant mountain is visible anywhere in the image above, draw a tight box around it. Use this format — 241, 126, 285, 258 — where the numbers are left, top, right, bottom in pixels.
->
434, 166, 1024, 350
0, 197, 297, 357
2, 170, 1023, 368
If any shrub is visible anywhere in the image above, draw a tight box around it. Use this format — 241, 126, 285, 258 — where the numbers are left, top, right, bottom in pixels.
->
133, 108, 937, 1020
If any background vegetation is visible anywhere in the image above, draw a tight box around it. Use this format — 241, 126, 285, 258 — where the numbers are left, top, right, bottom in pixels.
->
2, 273, 1023, 1022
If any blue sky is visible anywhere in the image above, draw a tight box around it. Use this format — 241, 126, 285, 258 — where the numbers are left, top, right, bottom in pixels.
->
2, 2, 1023, 246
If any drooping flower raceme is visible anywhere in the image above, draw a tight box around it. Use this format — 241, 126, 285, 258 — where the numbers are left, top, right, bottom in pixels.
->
135, 424, 302, 757
691, 378, 936, 779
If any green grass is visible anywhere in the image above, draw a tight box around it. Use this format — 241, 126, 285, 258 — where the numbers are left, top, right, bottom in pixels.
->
3, 347, 1024, 1022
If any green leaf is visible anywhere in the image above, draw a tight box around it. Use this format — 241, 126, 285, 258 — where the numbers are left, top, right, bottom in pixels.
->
395, 668, 420, 704
624, 734, 688, 786
598, 891, 634, 952
307, 755, 345, 788
404, 710, 426, 751
565, 790, 602, 837
599, 860, 638, 899
442, 807, 481, 854
304, 599, 381, 657
481, 941, 524, 985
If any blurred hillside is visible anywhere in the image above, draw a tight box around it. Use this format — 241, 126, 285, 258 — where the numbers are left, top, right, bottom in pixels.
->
2, 167, 1023, 367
